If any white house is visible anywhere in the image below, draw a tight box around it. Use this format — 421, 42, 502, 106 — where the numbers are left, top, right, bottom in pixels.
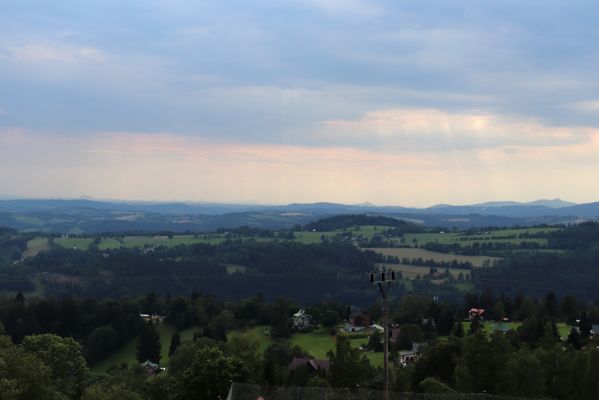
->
292, 309, 312, 330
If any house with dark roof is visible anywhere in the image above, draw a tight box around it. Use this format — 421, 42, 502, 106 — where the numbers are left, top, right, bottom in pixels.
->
288, 357, 330, 373
350, 311, 372, 327
140, 360, 160, 375
292, 309, 312, 330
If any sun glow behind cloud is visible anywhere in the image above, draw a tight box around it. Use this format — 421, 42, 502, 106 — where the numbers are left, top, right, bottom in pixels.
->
1, 1, 599, 205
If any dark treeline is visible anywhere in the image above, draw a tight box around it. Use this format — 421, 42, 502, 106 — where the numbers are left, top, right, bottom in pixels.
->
381, 255, 474, 270
0, 227, 30, 264
3, 240, 380, 304
305, 215, 422, 232
2, 290, 599, 399
475, 222, 599, 299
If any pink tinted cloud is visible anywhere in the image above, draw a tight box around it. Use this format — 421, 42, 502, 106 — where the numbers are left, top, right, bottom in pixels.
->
2, 130, 599, 205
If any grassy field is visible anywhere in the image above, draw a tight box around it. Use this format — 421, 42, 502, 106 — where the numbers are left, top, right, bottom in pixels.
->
459, 321, 572, 339
55, 234, 271, 251
376, 263, 470, 279
92, 324, 384, 373
290, 329, 383, 367
225, 264, 247, 274
228, 326, 273, 354
22, 237, 50, 258
293, 225, 384, 244
402, 227, 560, 248
91, 323, 197, 373
97, 237, 123, 250
367, 247, 500, 267
54, 237, 94, 250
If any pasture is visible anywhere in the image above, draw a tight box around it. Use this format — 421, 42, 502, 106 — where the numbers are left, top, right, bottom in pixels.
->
54, 237, 94, 250
375, 263, 469, 280
290, 329, 382, 366
367, 247, 500, 268
402, 227, 560, 248
22, 237, 50, 259
294, 225, 385, 244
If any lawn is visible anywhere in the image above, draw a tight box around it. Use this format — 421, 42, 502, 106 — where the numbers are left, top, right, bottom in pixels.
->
290, 329, 383, 367
367, 247, 500, 267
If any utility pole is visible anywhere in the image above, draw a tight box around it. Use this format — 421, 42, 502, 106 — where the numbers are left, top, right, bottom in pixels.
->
370, 269, 395, 400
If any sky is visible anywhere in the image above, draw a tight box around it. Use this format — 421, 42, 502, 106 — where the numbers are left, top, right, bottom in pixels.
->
1, 0, 599, 206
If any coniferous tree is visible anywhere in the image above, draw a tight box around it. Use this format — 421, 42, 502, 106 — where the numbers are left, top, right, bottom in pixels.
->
545, 291, 558, 317
452, 321, 465, 338
168, 331, 181, 357
366, 331, 383, 352
136, 322, 161, 363
567, 327, 581, 350
579, 311, 592, 339
468, 317, 481, 335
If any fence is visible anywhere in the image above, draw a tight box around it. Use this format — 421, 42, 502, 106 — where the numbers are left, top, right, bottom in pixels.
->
227, 383, 541, 400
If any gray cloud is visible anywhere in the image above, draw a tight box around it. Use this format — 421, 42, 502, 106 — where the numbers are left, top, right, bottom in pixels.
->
2, 0, 599, 147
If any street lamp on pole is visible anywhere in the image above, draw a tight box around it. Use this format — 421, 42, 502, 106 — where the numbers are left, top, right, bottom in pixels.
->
370, 269, 395, 400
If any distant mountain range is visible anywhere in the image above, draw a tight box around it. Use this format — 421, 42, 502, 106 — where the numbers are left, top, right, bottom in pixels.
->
0, 197, 597, 233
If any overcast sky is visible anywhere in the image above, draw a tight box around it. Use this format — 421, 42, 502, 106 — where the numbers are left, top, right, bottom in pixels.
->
1, 1, 599, 206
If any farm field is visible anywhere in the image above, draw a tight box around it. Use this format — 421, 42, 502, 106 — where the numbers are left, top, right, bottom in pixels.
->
375, 263, 469, 280
97, 237, 123, 250
367, 247, 500, 267
293, 225, 383, 244
54, 237, 94, 250
55, 234, 276, 251
22, 237, 49, 258
402, 227, 560, 247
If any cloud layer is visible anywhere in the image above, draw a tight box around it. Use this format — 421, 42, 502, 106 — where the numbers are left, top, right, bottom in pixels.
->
1, 1, 599, 205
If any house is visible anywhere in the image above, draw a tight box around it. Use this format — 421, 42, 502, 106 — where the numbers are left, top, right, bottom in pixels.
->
292, 309, 312, 330
140, 360, 160, 375
468, 308, 485, 320
398, 342, 424, 366
140, 313, 165, 323
288, 357, 330, 373
349, 311, 372, 328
